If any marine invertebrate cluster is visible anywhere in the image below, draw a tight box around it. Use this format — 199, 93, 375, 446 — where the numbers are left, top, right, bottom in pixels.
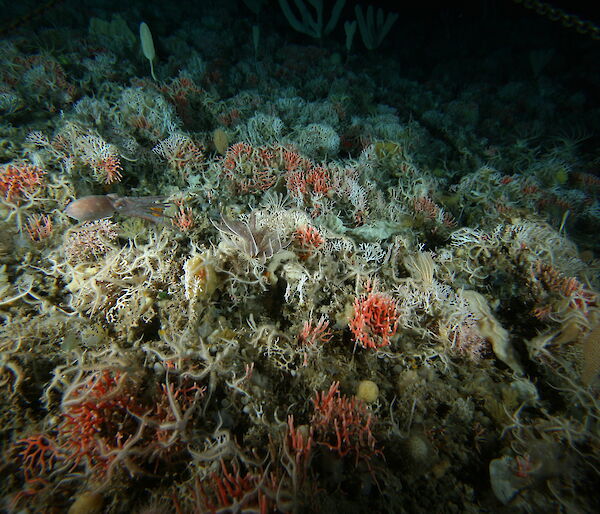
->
0, 162, 46, 203
63, 218, 119, 264
14, 365, 206, 489
27, 123, 123, 184
214, 212, 288, 265
25, 213, 53, 242
310, 381, 379, 464
349, 285, 400, 350
152, 133, 205, 178
1, 4, 599, 512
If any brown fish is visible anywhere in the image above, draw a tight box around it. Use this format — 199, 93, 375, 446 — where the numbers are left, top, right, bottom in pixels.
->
65, 194, 169, 223
64, 195, 115, 221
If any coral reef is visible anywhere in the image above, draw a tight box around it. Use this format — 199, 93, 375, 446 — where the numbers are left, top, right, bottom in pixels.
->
1, 1, 599, 513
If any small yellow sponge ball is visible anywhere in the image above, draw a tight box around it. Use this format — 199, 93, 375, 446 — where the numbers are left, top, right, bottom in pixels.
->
356, 380, 379, 403
68, 491, 103, 514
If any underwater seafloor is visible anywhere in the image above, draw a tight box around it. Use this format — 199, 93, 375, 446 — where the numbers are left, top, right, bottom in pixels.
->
1, 0, 600, 512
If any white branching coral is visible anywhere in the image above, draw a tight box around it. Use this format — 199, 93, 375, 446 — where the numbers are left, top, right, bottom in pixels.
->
63, 218, 119, 264
59, 229, 180, 337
